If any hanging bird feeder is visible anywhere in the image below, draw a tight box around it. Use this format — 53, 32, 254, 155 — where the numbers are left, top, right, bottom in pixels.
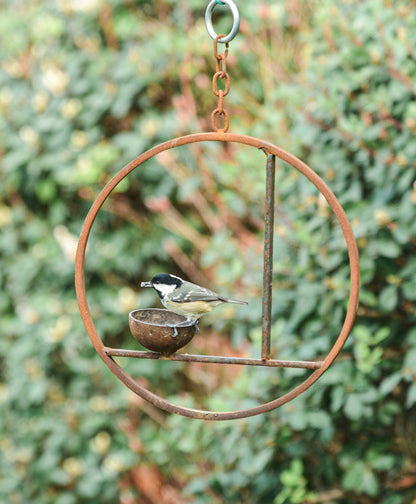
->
75, 0, 360, 420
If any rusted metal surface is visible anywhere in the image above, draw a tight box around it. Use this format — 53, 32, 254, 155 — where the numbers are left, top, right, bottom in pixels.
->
129, 309, 196, 354
211, 36, 230, 133
104, 347, 324, 369
262, 154, 275, 360
75, 131, 360, 421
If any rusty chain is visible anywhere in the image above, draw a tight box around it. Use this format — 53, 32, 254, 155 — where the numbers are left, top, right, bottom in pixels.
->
211, 35, 230, 133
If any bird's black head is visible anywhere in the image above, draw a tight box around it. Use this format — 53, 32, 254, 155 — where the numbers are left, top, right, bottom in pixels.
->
151, 273, 183, 288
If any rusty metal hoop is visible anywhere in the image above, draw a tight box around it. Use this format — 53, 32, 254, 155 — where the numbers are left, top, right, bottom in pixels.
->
75, 132, 360, 421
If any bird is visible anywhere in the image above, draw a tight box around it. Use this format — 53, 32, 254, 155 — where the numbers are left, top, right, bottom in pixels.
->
141, 273, 247, 336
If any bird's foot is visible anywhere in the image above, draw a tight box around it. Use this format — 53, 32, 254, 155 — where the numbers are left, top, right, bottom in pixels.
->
168, 318, 199, 337
166, 323, 180, 337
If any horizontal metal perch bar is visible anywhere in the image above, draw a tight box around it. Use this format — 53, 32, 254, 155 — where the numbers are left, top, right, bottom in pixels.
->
103, 347, 324, 369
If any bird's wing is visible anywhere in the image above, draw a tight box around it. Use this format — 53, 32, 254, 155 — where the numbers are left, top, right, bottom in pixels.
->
169, 281, 222, 303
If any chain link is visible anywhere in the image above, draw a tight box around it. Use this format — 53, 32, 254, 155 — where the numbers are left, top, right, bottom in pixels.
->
211, 35, 230, 133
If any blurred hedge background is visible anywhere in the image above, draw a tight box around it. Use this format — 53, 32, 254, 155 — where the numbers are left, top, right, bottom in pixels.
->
1, 0, 416, 502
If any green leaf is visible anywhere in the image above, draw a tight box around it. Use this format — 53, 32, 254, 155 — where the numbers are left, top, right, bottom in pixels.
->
367, 239, 401, 258
379, 285, 398, 312
405, 383, 416, 408
343, 461, 366, 490
379, 372, 402, 395
403, 279, 416, 300
343, 461, 379, 496
403, 349, 416, 373
344, 394, 369, 420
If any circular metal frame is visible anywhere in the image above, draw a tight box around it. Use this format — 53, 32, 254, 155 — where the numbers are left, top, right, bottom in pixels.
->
75, 132, 360, 421
205, 0, 240, 43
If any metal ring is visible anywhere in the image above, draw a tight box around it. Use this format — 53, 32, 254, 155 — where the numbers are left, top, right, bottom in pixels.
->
205, 0, 240, 43
75, 132, 360, 421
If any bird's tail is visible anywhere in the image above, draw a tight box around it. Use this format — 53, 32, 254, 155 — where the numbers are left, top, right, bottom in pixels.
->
220, 297, 248, 305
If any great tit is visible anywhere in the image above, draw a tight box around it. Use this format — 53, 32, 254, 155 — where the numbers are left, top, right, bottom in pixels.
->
141, 273, 247, 335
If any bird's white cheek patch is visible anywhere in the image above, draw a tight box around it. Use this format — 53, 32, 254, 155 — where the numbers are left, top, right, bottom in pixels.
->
155, 284, 177, 297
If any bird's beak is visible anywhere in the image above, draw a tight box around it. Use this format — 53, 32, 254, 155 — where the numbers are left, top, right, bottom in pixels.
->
140, 281, 152, 288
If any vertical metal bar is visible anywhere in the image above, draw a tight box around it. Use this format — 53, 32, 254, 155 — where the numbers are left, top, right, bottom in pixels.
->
262, 154, 275, 360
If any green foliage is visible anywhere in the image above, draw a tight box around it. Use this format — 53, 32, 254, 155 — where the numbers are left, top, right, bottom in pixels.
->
1, 0, 416, 503
274, 460, 317, 504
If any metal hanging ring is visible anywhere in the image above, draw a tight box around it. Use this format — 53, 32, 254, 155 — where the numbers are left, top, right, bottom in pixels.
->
205, 0, 240, 44
75, 132, 360, 421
